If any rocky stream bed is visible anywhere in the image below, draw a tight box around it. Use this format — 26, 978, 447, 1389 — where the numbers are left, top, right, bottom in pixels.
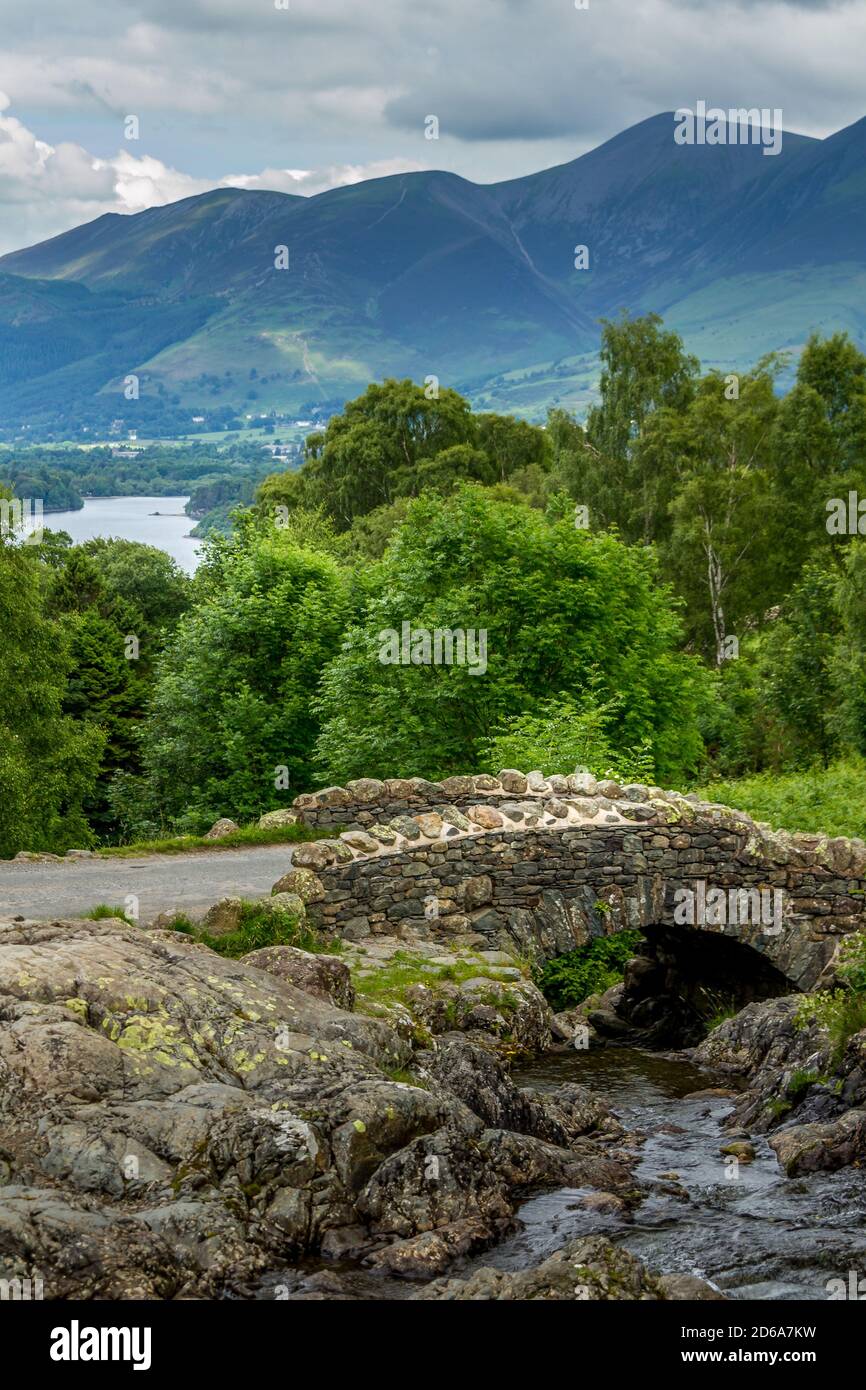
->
0, 913, 864, 1301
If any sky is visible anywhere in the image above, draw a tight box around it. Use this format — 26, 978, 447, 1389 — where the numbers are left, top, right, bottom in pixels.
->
0, 0, 864, 254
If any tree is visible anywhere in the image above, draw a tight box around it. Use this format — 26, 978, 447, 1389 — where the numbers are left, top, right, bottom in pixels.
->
475, 413, 548, 482
0, 525, 104, 856
82, 538, 191, 636
254, 382, 552, 532
591, 313, 699, 436
759, 564, 841, 768
43, 545, 153, 835
478, 696, 655, 783
313, 485, 709, 785
299, 379, 477, 526
662, 367, 781, 660
796, 332, 866, 471
830, 541, 866, 756
137, 527, 354, 824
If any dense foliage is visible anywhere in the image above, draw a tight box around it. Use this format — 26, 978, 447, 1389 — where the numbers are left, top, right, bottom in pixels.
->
2, 316, 866, 851
538, 932, 643, 1011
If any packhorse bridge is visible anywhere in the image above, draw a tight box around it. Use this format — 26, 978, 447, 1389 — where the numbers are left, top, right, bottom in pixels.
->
289, 770, 866, 1039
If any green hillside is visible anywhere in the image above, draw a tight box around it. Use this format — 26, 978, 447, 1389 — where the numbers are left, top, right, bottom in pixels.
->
1, 112, 865, 431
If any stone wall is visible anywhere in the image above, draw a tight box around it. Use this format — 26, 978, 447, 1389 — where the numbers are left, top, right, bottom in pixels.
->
291, 769, 641, 830
289, 772, 866, 992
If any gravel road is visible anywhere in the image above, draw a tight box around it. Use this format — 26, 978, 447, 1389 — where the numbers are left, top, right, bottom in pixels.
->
0, 844, 296, 923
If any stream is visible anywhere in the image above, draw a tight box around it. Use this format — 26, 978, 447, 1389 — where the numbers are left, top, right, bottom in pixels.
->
491, 1048, 866, 1301
258, 1046, 866, 1301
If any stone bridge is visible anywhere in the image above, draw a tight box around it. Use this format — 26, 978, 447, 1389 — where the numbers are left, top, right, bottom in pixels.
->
288, 770, 866, 1032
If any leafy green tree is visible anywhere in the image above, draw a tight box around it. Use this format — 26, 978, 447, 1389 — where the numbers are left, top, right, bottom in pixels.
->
830, 541, 866, 756
300, 379, 476, 526
663, 367, 781, 659
255, 384, 551, 532
475, 413, 548, 482
413, 444, 495, 493
0, 527, 104, 856
43, 545, 152, 835
313, 485, 709, 785
583, 313, 699, 540
759, 564, 841, 768
137, 527, 354, 824
478, 696, 655, 783
796, 332, 866, 471
82, 538, 191, 637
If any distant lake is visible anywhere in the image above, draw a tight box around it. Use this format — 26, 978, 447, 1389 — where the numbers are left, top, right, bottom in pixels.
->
43, 496, 202, 573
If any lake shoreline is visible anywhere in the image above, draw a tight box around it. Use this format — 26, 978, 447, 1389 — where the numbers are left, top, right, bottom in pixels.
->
42, 493, 202, 573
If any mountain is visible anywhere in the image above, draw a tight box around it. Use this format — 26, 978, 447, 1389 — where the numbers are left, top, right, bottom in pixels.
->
1, 111, 864, 431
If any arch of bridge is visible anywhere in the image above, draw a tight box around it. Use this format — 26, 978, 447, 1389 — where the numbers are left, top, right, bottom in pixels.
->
289, 771, 866, 992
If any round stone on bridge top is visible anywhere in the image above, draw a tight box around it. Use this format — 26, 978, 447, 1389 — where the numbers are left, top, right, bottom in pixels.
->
498, 769, 528, 794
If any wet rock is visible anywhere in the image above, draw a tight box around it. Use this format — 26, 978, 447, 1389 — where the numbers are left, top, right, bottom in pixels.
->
658, 1273, 726, 1300
412, 1036, 617, 1146
578, 1191, 627, 1216
769, 1110, 866, 1175
720, 1140, 756, 1162
412, 1234, 663, 1300
365, 1219, 493, 1279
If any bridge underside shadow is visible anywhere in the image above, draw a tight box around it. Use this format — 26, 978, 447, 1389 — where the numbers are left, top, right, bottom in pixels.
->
609, 923, 798, 1048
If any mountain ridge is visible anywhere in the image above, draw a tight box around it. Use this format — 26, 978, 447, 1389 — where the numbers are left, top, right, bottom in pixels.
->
1, 111, 864, 430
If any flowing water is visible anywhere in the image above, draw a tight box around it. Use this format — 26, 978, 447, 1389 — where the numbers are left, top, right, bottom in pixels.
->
492, 1048, 866, 1301
257, 1045, 866, 1300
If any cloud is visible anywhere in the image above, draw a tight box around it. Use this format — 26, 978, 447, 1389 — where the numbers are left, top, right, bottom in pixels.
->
0, 0, 862, 249
0, 93, 426, 253
224, 159, 425, 197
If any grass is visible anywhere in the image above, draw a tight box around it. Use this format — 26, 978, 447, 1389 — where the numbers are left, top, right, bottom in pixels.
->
81, 897, 340, 961
352, 950, 525, 1005
96, 821, 330, 858
80, 903, 137, 926
795, 930, 866, 1062
162, 899, 342, 960
786, 1068, 821, 1103
695, 758, 866, 841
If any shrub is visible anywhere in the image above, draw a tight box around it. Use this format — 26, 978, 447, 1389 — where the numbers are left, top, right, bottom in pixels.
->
479, 696, 655, 783
538, 931, 641, 1011
795, 931, 866, 1060
695, 758, 866, 840
195, 900, 337, 959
